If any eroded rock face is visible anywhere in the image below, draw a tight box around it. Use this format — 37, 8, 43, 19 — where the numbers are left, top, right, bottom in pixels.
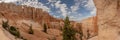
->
0, 3, 84, 40
81, 16, 98, 39
0, 3, 64, 40
0, 3, 61, 23
0, 2, 99, 40
94, 0, 120, 40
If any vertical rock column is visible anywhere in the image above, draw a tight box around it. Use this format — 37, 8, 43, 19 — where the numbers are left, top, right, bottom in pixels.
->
94, 0, 120, 40
92, 16, 98, 36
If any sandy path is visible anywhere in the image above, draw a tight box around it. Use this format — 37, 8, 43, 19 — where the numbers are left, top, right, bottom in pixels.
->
0, 27, 11, 40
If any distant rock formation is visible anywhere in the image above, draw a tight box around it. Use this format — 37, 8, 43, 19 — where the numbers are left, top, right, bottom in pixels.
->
0, 2, 98, 40
0, 3, 65, 40
0, 3, 65, 30
0, 3, 61, 23
94, 0, 120, 40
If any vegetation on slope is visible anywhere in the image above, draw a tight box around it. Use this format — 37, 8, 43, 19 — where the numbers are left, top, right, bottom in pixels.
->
2, 21, 27, 40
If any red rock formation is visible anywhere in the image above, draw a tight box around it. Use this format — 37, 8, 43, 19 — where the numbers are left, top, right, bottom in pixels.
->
0, 3, 64, 40
81, 16, 98, 39
0, 3, 61, 23
0, 3, 87, 40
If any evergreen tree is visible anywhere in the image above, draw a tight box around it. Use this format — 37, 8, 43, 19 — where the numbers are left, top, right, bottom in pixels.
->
28, 24, 34, 34
63, 16, 76, 40
43, 23, 47, 33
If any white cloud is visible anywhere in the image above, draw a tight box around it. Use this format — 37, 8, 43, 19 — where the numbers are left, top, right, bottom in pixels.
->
51, 4, 54, 6
0, 0, 18, 3
84, 0, 95, 9
19, 0, 50, 12
70, 0, 80, 12
69, 16, 76, 20
55, 1, 68, 17
48, 0, 59, 3
85, 0, 96, 16
53, 15, 60, 18
90, 8, 96, 16
48, 0, 60, 7
70, 16, 76, 18
69, 16, 81, 21
69, 0, 96, 21
55, 1, 61, 8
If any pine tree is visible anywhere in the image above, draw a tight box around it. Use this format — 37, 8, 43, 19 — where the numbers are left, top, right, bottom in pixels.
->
43, 23, 47, 33
63, 16, 76, 40
28, 24, 34, 34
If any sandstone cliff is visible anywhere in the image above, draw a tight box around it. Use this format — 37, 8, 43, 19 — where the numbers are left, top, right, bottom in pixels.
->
0, 2, 99, 40
81, 16, 98, 40
0, 3, 64, 40
0, 3, 61, 23
0, 3, 84, 40
94, 0, 120, 40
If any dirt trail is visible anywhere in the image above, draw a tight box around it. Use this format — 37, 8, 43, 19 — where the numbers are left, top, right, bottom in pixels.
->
0, 27, 11, 40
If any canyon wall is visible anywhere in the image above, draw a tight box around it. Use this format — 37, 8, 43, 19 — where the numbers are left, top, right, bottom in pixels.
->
0, 3, 61, 24
94, 0, 120, 40
0, 2, 99, 40
0, 3, 83, 40
0, 3, 64, 29
81, 16, 98, 39
0, 3, 64, 40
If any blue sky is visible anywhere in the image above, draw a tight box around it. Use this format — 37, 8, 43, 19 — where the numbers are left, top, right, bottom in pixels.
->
0, 0, 96, 21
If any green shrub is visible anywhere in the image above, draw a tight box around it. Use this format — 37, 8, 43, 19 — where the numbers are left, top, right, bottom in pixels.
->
2, 21, 26, 40
2, 21, 9, 30
9, 26, 20, 38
